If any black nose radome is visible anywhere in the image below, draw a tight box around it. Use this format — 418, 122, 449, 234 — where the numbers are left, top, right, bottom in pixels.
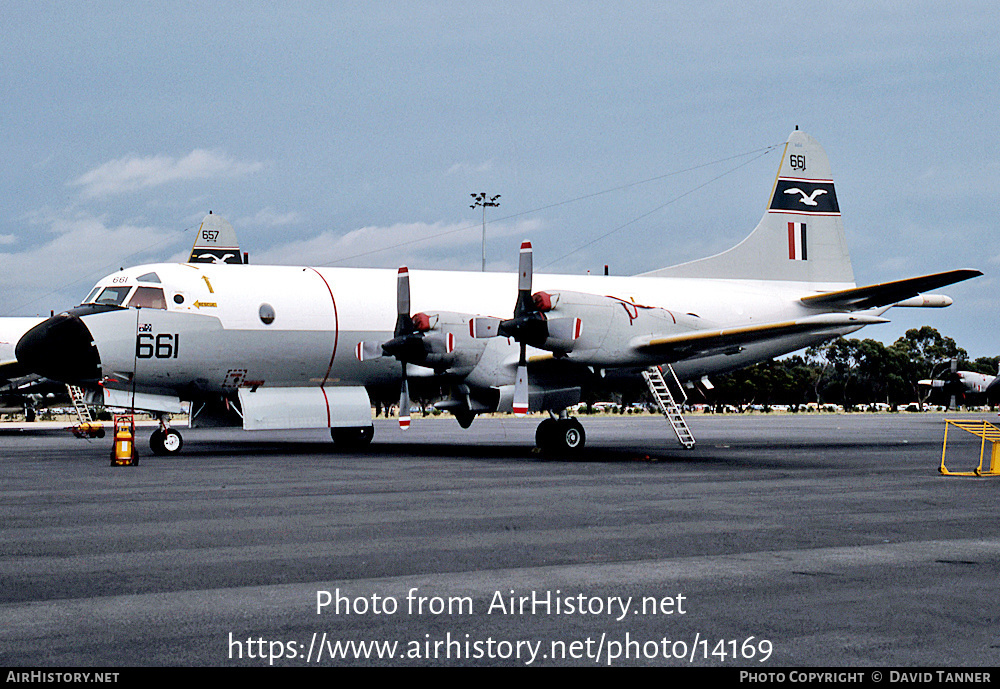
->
15, 312, 101, 384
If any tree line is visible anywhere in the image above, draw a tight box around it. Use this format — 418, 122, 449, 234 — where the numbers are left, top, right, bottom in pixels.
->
707, 326, 998, 410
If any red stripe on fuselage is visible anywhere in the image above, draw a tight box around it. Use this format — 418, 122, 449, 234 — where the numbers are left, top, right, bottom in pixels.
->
307, 268, 340, 427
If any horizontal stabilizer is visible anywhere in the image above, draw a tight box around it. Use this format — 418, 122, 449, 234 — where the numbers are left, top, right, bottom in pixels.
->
800, 269, 982, 311
634, 313, 888, 361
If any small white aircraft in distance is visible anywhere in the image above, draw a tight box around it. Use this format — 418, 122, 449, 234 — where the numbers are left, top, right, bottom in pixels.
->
919, 360, 999, 407
13, 129, 982, 455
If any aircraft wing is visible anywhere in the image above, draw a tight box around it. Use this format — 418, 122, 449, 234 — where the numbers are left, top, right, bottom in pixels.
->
799, 269, 982, 311
633, 313, 888, 361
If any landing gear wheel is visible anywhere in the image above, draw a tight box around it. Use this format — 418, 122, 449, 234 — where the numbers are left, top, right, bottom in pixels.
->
161, 428, 183, 454
555, 418, 586, 454
150, 428, 183, 455
331, 425, 375, 450
455, 411, 475, 429
536, 418, 585, 456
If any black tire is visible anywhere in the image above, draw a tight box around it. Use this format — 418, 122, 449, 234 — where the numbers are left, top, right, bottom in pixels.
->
535, 418, 558, 450
331, 425, 375, 450
150, 428, 183, 455
149, 429, 165, 455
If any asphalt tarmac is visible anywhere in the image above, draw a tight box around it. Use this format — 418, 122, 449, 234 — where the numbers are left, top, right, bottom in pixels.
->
2, 412, 999, 667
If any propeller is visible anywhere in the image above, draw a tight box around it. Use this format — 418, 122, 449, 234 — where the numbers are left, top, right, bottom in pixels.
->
381, 268, 420, 429
502, 242, 541, 415
357, 267, 456, 429
469, 241, 580, 417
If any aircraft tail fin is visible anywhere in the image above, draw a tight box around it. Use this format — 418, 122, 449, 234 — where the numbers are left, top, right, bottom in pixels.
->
643, 129, 854, 285
188, 212, 244, 265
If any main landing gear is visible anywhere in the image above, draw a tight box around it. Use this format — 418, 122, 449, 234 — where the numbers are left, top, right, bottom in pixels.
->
150, 416, 183, 456
535, 415, 586, 455
331, 425, 375, 450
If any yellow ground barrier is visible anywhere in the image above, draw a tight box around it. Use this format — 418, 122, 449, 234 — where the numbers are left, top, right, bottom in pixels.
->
939, 420, 1000, 477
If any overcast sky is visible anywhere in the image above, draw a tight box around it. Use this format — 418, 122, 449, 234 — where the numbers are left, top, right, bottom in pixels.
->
2, 1, 997, 358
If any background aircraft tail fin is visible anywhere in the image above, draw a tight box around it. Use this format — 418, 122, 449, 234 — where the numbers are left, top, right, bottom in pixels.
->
188, 212, 244, 265
643, 129, 854, 285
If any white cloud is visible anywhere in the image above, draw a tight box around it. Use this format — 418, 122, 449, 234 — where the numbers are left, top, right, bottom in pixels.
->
0, 234, 16, 245
446, 160, 494, 176
237, 207, 303, 227
251, 218, 545, 270
69, 150, 264, 198
0, 211, 181, 316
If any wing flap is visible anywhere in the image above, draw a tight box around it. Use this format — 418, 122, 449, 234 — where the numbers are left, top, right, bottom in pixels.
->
799, 269, 981, 310
634, 313, 888, 360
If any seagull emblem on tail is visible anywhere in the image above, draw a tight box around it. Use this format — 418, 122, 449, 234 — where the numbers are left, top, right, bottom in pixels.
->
784, 188, 828, 206
197, 253, 235, 264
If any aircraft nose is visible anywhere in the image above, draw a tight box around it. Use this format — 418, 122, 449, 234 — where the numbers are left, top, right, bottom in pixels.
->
15, 312, 102, 384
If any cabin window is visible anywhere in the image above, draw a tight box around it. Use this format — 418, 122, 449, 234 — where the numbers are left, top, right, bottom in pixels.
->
128, 286, 167, 310
93, 286, 132, 306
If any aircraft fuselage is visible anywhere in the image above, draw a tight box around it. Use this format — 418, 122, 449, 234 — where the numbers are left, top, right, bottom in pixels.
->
34, 262, 863, 404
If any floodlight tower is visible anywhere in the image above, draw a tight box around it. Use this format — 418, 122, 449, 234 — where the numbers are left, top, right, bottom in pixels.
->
470, 192, 501, 272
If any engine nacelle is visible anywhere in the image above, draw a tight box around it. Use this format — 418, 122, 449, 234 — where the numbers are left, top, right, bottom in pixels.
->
356, 310, 488, 376
536, 291, 703, 365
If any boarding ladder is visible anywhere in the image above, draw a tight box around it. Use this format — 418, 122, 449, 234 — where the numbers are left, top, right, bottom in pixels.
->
642, 365, 695, 448
66, 384, 94, 426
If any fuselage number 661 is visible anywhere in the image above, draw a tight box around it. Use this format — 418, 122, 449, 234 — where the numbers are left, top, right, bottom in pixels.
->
136, 333, 180, 359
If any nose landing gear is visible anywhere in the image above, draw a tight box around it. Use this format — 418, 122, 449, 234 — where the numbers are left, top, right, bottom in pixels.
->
150, 416, 183, 455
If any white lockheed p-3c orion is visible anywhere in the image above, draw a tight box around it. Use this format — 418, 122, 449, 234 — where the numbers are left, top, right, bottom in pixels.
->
14, 130, 981, 455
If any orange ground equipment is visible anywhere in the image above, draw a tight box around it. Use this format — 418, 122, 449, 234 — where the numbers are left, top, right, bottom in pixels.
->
939, 420, 1000, 477
71, 421, 106, 438
110, 414, 138, 466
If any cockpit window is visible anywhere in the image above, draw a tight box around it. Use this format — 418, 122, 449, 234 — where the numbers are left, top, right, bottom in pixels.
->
83, 287, 101, 304
127, 286, 167, 310
136, 272, 161, 284
93, 286, 132, 306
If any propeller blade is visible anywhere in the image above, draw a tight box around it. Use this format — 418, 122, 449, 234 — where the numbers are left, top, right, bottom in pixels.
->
395, 267, 411, 337
514, 241, 533, 317
399, 373, 411, 430
513, 344, 528, 417
545, 316, 582, 342
423, 331, 455, 354
470, 316, 502, 338
355, 341, 384, 362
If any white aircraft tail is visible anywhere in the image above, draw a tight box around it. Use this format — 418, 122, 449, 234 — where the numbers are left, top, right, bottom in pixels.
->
188, 211, 244, 265
644, 129, 854, 285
